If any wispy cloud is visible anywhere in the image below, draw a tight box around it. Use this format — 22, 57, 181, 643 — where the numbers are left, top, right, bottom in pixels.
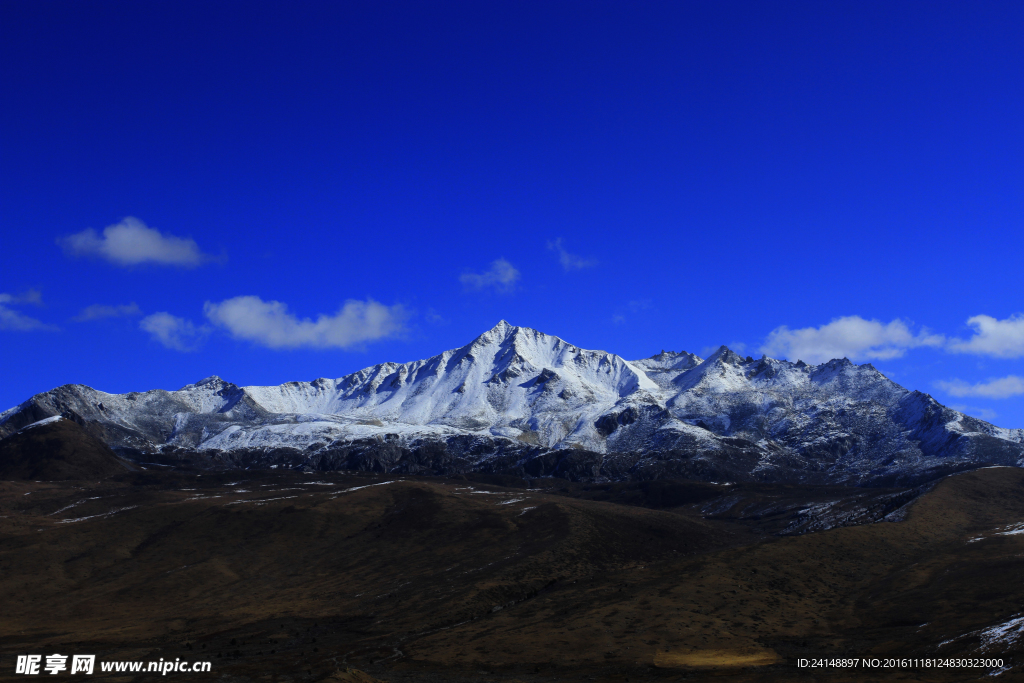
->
59, 217, 214, 267
949, 404, 1000, 421
546, 238, 597, 271
16, 289, 42, 305
610, 299, 652, 325
947, 314, 1024, 358
203, 296, 407, 349
936, 376, 1024, 399
424, 308, 449, 325
0, 290, 57, 332
459, 258, 520, 293
761, 316, 944, 364
74, 303, 141, 322
140, 312, 206, 351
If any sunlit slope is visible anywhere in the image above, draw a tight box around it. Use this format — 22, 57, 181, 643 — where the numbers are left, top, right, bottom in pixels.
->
2, 321, 1022, 484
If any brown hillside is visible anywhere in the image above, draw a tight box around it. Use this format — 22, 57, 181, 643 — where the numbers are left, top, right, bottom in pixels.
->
1, 468, 1022, 681
0, 418, 133, 480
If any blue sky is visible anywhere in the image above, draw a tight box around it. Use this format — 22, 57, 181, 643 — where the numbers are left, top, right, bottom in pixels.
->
2, 1, 1022, 427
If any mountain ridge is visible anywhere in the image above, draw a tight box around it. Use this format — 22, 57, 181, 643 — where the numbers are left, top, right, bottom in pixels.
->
2, 321, 1022, 485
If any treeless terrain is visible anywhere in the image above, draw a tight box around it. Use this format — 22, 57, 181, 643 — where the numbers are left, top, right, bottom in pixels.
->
2, 465, 1023, 682
0, 419, 132, 481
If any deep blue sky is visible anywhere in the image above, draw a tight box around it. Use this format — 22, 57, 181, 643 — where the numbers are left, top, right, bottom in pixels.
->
2, 1, 1022, 427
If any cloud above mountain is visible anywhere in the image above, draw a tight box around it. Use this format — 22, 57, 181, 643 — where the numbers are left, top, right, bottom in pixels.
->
0, 290, 57, 332
203, 296, 407, 349
761, 316, 944, 364
460, 258, 520, 292
947, 314, 1024, 358
760, 312, 1024, 366
937, 376, 1024, 399
547, 238, 597, 271
60, 217, 213, 267
140, 312, 205, 351
949, 404, 999, 421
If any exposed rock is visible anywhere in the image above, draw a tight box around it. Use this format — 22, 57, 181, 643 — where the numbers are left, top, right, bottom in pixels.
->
1, 322, 1021, 485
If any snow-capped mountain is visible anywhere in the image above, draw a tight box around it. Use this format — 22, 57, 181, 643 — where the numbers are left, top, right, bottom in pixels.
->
2, 321, 1022, 485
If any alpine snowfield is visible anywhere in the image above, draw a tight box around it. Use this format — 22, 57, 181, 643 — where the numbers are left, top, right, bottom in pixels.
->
2, 322, 1022, 485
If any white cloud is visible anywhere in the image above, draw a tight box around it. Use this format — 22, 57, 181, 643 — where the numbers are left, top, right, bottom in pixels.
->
59, 217, 212, 267
0, 290, 57, 331
947, 314, 1024, 358
937, 376, 1024, 399
140, 312, 205, 351
74, 303, 141, 322
203, 296, 407, 349
761, 316, 944, 364
547, 238, 597, 271
459, 258, 520, 292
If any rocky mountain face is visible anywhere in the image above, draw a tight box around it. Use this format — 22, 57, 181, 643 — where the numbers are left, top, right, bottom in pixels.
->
2, 321, 1022, 485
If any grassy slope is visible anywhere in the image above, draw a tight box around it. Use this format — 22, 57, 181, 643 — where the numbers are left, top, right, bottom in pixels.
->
1, 467, 1022, 682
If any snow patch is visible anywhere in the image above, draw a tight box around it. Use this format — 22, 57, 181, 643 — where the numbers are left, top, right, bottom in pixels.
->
18, 415, 63, 432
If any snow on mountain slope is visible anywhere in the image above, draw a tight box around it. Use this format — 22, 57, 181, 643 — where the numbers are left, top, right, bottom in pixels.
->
2, 321, 1022, 484
233, 320, 658, 450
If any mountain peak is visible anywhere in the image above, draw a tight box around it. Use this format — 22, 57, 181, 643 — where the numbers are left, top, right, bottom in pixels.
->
4, 321, 1023, 485
472, 320, 562, 350
474, 320, 516, 343
181, 376, 228, 391
706, 345, 747, 366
